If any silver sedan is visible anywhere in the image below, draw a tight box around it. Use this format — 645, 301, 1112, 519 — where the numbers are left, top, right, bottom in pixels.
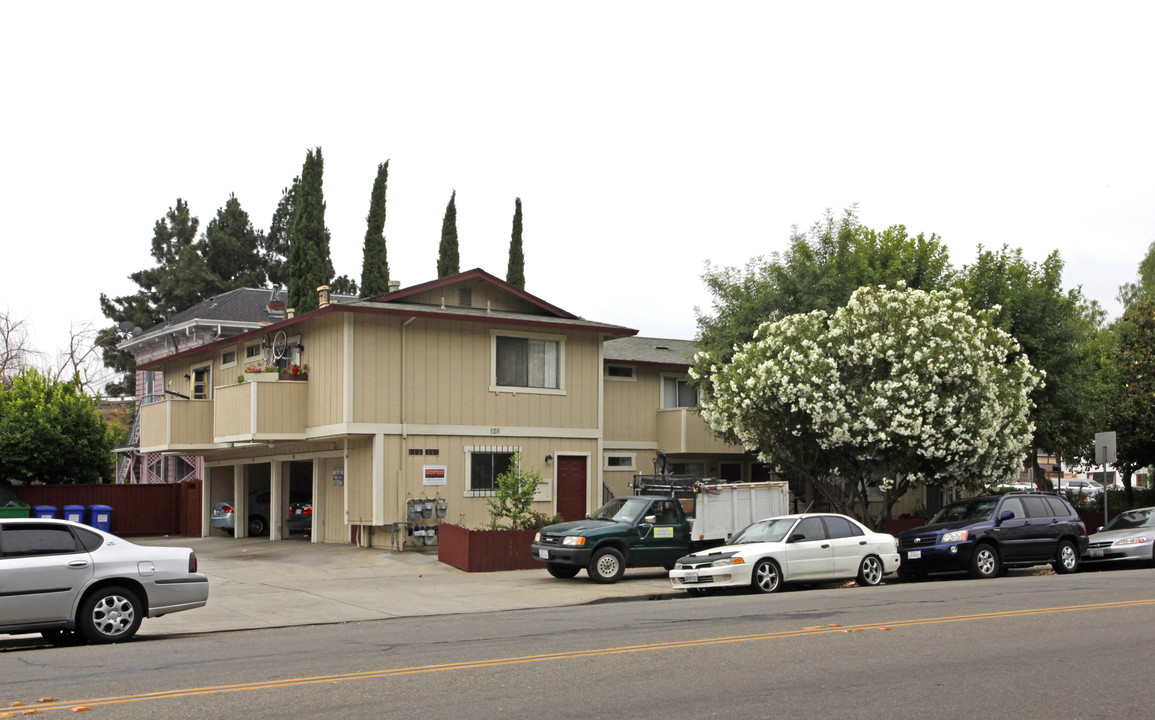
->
0, 518, 208, 645
1083, 506, 1155, 566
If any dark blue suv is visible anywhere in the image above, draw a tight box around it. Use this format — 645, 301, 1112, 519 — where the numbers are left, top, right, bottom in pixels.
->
896, 493, 1088, 580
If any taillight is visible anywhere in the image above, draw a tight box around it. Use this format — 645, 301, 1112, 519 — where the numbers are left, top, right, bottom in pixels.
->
303, 506, 313, 515
189, 551, 198, 574
222, 504, 234, 514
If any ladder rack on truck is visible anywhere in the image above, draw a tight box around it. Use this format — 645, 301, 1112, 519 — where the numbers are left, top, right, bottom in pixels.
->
631, 475, 789, 542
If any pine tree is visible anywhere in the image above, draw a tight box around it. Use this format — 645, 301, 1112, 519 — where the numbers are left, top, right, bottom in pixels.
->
437, 190, 459, 278
359, 161, 390, 297
263, 178, 297, 289
506, 197, 525, 290
287, 147, 334, 313
204, 193, 267, 293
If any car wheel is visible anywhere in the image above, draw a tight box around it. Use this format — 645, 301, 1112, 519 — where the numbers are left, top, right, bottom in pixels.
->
588, 547, 625, 584
751, 558, 782, 593
1052, 540, 1079, 574
546, 563, 581, 579
968, 544, 1000, 579
857, 555, 884, 586
40, 629, 85, 647
78, 586, 142, 644
248, 515, 268, 536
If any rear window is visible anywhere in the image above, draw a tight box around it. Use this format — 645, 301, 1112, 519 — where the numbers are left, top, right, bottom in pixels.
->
73, 526, 105, 552
823, 516, 863, 538
0, 524, 82, 557
1021, 496, 1052, 519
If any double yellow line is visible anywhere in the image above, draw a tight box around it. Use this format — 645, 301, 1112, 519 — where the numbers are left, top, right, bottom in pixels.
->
12, 598, 1155, 715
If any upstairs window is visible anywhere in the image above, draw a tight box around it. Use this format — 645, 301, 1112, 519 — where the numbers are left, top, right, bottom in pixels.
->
661, 375, 698, 408
492, 332, 563, 392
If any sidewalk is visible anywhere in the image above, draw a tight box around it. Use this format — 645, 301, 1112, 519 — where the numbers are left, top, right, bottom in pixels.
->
136, 535, 678, 637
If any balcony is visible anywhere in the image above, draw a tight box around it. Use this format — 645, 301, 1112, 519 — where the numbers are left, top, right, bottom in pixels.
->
138, 398, 215, 452
655, 408, 741, 455
214, 379, 308, 443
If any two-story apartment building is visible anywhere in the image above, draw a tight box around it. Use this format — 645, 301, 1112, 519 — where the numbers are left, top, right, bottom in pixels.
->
133, 269, 755, 548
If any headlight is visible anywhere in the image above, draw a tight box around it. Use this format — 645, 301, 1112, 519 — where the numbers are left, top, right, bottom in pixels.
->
711, 557, 745, 567
1116, 536, 1148, 546
534, 532, 540, 542
562, 536, 586, 546
941, 530, 969, 543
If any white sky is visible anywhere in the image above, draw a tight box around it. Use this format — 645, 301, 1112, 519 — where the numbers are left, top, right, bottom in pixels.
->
3, 2, 1153, 364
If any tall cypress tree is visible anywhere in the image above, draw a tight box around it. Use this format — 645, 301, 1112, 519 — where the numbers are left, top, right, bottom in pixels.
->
437, 190, 459, 278
263, 178, 297, 289
359, 160, 391, 297
506, 197, 525, 290
287, 147, 334, 313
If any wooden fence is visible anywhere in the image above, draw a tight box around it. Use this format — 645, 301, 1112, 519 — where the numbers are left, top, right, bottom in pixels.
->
13, 479, 202, 537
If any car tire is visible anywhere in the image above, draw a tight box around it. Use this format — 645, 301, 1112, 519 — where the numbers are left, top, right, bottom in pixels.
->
751, 558, 783, 593
968, 544, 1000, 579
40, 629, 85, 647
249, 515, 268, 536
1052, 540, 1079, 574
588, 547, 625, 584
856, 555, 884, 586
546, 563, 581, 579
78, 586, 143, 644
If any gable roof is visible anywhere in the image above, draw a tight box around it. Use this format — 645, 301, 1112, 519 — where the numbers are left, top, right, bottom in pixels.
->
366, 268, 578, 319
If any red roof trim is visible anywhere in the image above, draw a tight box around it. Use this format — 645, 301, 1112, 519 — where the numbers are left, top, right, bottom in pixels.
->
363, 268, 578, 319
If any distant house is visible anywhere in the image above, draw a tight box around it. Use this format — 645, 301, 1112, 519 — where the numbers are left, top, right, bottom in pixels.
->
129, 269, 759, 548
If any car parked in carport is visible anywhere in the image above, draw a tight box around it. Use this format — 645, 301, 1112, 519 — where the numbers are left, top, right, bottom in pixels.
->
0, 519, 208, 645
211, 491, 312, 536
896, 492, 1087, 580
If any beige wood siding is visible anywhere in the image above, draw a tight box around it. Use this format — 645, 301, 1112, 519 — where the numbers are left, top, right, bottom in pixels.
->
344, 438, 374, 525
656, 408, 739, 454
303, 314, 344, 428
603, 368, 660, 443
349, 316, 600, 430
138, 399, 213, 451
213, 384, 249, 439
407, 282, 538, 314
254, 381, 307, 436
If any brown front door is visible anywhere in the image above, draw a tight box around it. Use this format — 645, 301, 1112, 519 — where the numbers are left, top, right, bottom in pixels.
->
556, 456, 587, 522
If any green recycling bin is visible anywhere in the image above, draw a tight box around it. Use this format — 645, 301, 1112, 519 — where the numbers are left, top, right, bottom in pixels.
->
0, 500, 31, 518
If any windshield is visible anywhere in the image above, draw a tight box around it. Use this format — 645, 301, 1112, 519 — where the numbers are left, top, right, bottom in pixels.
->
728, 517, 797, 544
590, 497, 650, 523
928, 498, 999, 525
1102, 508, 1155, 531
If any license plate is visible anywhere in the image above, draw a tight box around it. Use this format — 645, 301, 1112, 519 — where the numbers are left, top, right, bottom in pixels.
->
907, 550, 922, 560
1089, 548, 1103, 558
539, 549, 549, 560
685, 570, 698, 583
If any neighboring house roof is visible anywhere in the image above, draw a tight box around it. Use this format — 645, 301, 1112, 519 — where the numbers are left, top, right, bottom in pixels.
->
604, 337, 698, 367
135, 270, 641, 371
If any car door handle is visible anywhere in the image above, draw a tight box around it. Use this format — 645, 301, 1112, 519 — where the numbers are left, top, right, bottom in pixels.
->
68, 560, 90, 568
821, 544, 830, 549
859, 540, 867, 545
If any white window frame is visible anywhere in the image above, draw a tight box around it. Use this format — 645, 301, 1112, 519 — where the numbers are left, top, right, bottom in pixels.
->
605, 364, 636, 382
604, 453, 637, 471
464, 445, 521, 497
244, 342, 263, 363
489, 330, 566, 396
220, 346, 239, 370
659, 373, 699, 409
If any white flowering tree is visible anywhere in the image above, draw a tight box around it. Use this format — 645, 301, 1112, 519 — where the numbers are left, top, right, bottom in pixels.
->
693, 284, 1044, 525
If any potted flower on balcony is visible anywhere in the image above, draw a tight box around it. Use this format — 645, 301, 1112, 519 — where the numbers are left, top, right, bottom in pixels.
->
280, 363, 308, 381
243, 365, 280, 382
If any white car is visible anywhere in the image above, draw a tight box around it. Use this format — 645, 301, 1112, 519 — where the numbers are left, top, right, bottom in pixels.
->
0, 519, 209, 645
670, 513, 900, 593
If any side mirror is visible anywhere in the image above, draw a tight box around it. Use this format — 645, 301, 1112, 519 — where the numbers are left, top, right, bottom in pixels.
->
788, 533, 806, 543
643, 515, 657, 525
1097, 526, 1104, 532
998, 510, 1015, 524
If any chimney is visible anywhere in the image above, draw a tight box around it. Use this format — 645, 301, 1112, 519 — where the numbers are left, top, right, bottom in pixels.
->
387, 280, 400, 293
317, 285, 331, 307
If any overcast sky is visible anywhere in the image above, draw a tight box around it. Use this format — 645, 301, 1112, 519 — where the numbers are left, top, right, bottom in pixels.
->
3, 2, 1153, 369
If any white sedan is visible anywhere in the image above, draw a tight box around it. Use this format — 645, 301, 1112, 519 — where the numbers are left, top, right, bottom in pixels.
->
0, 518, 209, 645
670, 513, 901, 593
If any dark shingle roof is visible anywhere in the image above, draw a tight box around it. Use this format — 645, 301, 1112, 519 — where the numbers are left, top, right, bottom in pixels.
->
604, 336, 697, 366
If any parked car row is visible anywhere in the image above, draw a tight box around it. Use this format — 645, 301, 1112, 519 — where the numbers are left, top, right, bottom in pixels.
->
665, 492, 1152, 596
211, 491, 313, 537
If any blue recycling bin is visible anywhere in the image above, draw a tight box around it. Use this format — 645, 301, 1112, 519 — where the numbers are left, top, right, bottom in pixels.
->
33, 505, 57, 519
63, 504, 85, 523
88, 505, 113, 532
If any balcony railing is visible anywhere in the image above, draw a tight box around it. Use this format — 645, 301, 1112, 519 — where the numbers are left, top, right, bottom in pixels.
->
138, 398, 215, 452
214, 379, 308, 443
